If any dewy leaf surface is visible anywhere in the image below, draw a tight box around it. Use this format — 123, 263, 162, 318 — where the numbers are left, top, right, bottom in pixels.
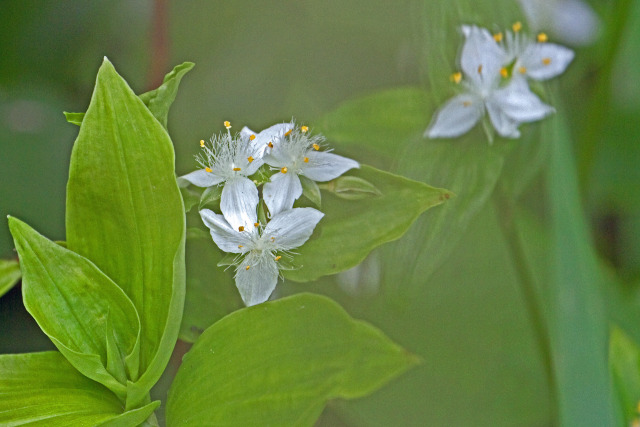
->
0, 258, 21, 298
65, 59, 185, 406
284, 165, 451, 282
0, 351, 157, 426
8, 217, 140, 400
166, 293, 418, 426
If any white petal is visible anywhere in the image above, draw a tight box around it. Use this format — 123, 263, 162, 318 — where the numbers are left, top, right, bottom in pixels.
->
263, 207, 324, 250
235, 252, 279, 306
250, 123, 295, 156
220, 177, 259, 231
552, 0, 600, 46
262, 142, 289, 168
199, 209, 251, 254
493, 79, 555, 123
425, 94, 484, 138
460, 25, 506, 89
240, 126, 256, 139
302, 151, 359, 182
263, 172, 302, 216
180, 169, 224, 187
485, 101, 522, 138
520, 43, 574, 81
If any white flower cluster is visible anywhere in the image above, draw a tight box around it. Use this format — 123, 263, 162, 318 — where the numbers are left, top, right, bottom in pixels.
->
426, 22, 574, 141
182, 121, 359, 306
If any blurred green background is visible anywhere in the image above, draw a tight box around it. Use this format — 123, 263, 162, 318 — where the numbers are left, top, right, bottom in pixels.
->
1, 0, 638, 425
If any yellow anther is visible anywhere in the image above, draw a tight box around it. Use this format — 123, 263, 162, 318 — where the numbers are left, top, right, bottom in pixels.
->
281, 167, 288, 174
477, 65, 483, 74
245, 265, 250, 271
537, 32, 548, 43
450, 72, 462, 84
462, 101, 472, 107
205, 167, 213, 173
542, 57, 551, 66
247, 156, 254, 163
312, 143, 320, 150
233, 167, 241, 171
275, 255, 282, 261
267, 141, 274, 148
254, 222, 260, 227
518, 66, 527, 74
224, 121, 231, 129
284, 129, 292, 136
271, 236, 275, 241
493, 32, 503, 42
238, 226, 245, 232
238, 245, 243, 249
301, 126, 309, 133
199, 139, 205, 147
512, 21, 522, 32
249, 134, 256, 141
500, 67, 509, 78
303, 157, 309, 163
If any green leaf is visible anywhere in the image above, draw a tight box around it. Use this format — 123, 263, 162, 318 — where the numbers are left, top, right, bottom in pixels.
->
0, 258, 21, 298
166, 293, 418, 426
610, 327, 640, 426
198, 185, 222, 210
299, 175, 322, 207
138, 62, 195, 129
284, 165, 451, 282
8, 216, 141, 401
63, 111, 85, 126
323, 175, 382, 200
65, 58, 185, 407
0, 351, 157, 426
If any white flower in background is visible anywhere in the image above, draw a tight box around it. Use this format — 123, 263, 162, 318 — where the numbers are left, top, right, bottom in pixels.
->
497, 21, 575, 81
517, 0, 600, 46
262, 126, 359, 215
426, 25, 554, 140
200, 202, 324, 306
241, 122, 295, 157
180, 122, 263, 227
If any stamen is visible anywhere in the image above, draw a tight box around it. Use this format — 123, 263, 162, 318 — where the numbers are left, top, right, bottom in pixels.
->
238, 245, 243, 249
200, 139, 205, 147
275, 255, 282, 261
450, 72, 462, 84
518, 66, 527, 74
477, 65, 483, 74
284, 129, 292, 137
493, 32, 503, 42
271, 237, 275, 241
247, 156, 254, 163
238, 226, 245, 232
303, 157, 309, 163
233, 167, 241, 171
301, 126, 309, 133
312, 143, 320, 150
512, 21, 522, 32
205, 167, 213, 173
542, 58, 551, 66
537, 32, 548, 43
224, 121, 231, 129
254, 222, 260, 227
462, 101, 472, 107
281, 167, 288, 174
249, 134, 256, 141
245, 265, 250, 271
500, 67, 508, 78
267, 141, 274, 148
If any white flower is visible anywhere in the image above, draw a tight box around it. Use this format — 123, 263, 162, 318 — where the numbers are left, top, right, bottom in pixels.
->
426, 25, 554, 139
517, 0, 600, 46
240, 122, 295, 158
498, 22, 574, 81
180, 131, 263, 228
262, 127, 359, 215
200, 204, 324, 306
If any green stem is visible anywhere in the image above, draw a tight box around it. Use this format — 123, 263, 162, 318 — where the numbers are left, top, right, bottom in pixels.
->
493, 186, 557, 423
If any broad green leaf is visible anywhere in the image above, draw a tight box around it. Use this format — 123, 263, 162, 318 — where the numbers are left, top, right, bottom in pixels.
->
284, 165, 451, 282
139, 62, 195, 129
610, 327, 640, 426
0, 351, 158, 426
166, 293, 418, 426
63, 62, 194, 129
65, 59, 185, 407
8, 216, 140, 401
0, 258, 21, 298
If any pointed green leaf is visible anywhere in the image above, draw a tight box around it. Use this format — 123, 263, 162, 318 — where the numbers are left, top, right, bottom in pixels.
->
299, 175, 322, 207
139, 62, 195, 129
0, 351, 157, 426
198, 185, 222, 210
0, 258, 21, 298
63, 111, 85, 126
167, 293, 418, 426
610, 327, 640, 426
8, 216, 141, 400
65, 58, 185, 406
284, 165, 451, 282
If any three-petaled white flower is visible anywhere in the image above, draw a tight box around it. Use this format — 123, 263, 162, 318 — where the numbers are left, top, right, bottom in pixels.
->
426, 25, 555, 140
262, 127, 359, 215
200, 201, 323, 306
